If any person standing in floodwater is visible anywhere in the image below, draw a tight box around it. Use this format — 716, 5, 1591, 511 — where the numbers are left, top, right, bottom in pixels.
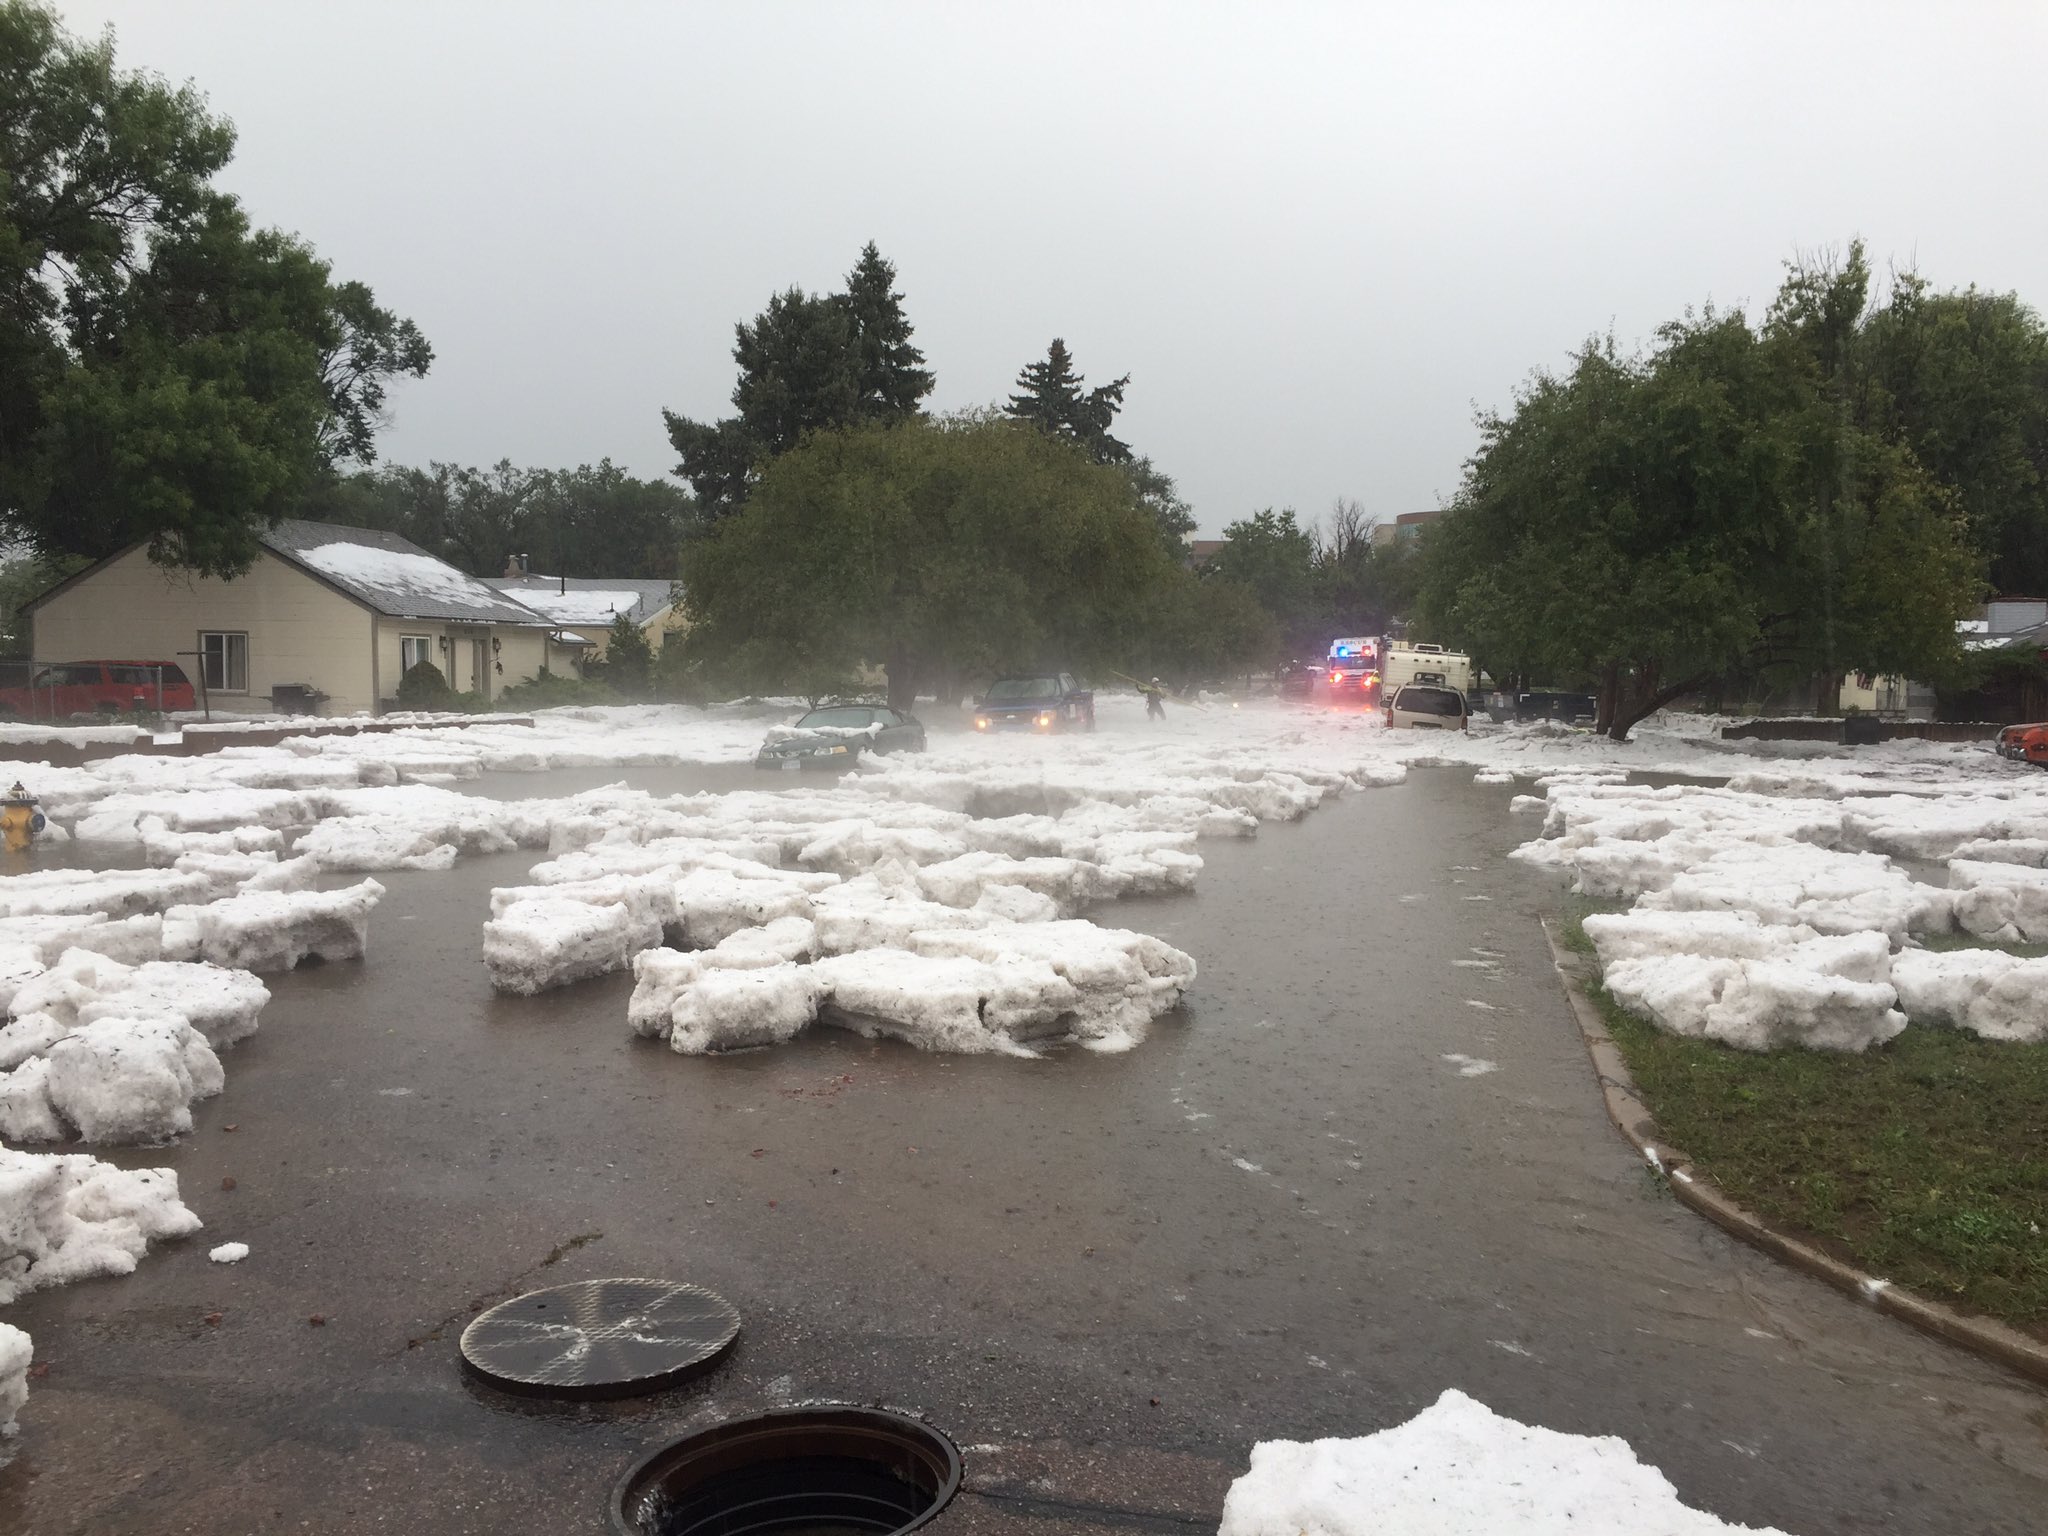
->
1143, 678, 1167, 720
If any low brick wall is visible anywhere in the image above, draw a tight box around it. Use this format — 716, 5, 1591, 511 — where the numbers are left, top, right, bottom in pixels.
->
1720, 718, 2000, 744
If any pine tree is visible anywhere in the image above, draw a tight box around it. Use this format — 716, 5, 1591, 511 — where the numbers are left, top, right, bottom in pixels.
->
730, 288, 860, 457
599, 611, 655, 697
664, 245, 933, 519
1006, 338, 1083, 434
1004, 339, 1132, 464
839, 243, 933, 422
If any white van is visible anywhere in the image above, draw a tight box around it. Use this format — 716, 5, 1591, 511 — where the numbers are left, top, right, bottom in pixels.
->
1385, 683, 1470, 731
1381, 642, 1474, 696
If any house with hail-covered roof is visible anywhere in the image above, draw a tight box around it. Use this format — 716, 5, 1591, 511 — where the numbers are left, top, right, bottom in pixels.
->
24, 520, 559, 715
484, 561, 681, 675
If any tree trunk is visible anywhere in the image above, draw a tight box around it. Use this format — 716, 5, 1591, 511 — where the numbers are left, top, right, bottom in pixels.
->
1606, 658, 1659, 742
1594, 663, 1619, 736
1814, 669, 1841, 715
1609, 667, 1717, 743
884, 646, 922, 713
933, 663, 966, 710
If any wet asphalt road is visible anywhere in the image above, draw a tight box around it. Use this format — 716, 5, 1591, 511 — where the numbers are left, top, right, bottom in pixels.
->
1, 766, 2045, 1534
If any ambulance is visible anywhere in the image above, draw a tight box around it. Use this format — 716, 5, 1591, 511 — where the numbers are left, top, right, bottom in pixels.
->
1325, 637, 1381, 694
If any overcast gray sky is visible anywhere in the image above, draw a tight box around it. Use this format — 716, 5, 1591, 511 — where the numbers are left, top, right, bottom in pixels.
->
56, 1, 2048, 537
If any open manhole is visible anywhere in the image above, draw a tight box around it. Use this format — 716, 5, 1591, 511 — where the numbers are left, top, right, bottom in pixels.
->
459, 1277, 739, 1400
609, 1406, 962, 1536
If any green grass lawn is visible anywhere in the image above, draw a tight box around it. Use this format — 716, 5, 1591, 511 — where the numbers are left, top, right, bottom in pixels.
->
1562, 911, 2048, 1334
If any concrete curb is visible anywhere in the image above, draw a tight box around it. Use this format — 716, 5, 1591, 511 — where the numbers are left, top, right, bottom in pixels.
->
1541, 918, 2048, 1390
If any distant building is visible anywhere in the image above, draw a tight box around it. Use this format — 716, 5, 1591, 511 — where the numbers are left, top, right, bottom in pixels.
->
1368, 510, 1444, 548
485, 566, 681, 675
1984, 597, 2047, 634
1842, 597, 2048, 722
1185, 539, 1225, 570
1838, 673, 1936, 719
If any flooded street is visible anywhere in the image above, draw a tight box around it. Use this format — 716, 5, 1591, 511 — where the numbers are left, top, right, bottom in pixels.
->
2, 765, 2043, 1534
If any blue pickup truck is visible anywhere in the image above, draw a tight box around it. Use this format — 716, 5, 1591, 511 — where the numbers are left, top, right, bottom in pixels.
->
972, 673, 1096, 733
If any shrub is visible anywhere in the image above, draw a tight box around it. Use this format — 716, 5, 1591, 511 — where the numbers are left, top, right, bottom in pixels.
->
393, 659, 487, 713
495, 668, 623, 709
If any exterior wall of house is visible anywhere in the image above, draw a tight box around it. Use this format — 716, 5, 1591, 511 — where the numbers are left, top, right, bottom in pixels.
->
647, 606, 683, 653
559, 623, 611, 661
31, 546, 375, 713
495, 626, 549, 695
542, 637, 592, 676
374, 619, 549, 707
1839, 674, 1938, 721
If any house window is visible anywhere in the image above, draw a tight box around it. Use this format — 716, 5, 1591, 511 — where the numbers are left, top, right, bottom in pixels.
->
199, 632, 248, 692
400, 636, 436, 674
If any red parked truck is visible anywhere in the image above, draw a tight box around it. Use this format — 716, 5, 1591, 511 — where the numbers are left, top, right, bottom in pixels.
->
0, 660, 196, 719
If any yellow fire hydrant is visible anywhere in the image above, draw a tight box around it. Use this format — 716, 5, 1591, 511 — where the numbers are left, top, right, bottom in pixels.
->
1, 782, 45, 853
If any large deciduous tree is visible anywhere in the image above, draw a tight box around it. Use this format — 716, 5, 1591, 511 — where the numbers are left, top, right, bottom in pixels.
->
1859, 275, 2048, 597
1129, 570, 1275, 690
0, 1, 430, 577
1198, 507, 1319, 658
1419, 250, 1983, 740
676, 414, 1171, 710
1312, 498, 1421, 643
1126, 455, 1198, 549
662, 243, 932, 520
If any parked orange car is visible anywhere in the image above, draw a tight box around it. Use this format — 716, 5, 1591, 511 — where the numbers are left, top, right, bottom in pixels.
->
1998, 724, 2048, 765
2021, 724, 2048, 768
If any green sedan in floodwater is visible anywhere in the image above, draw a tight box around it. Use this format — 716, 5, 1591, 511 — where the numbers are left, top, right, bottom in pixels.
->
754, 704, 928, 771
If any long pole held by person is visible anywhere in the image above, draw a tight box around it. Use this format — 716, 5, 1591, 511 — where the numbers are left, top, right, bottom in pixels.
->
1109, 669, 1172, 719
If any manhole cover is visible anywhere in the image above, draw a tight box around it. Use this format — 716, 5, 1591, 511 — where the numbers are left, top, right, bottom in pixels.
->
460, 1277, 739, 1400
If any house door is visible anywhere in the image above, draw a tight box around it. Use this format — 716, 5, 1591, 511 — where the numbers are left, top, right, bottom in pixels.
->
471, 638, 488, 699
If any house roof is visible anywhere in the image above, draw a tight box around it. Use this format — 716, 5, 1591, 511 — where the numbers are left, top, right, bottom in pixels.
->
262, 521, 549, 625
1964, 616, 2048, 653
482, 575, 676, 629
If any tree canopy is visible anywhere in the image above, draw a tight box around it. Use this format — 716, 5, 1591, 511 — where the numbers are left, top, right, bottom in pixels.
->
662, 243, 932, 520
1127, 456, 1198, 548
298, 459, 695, 579
1172, 501, 1423, 669
1199, 508, 1318, 639
676, 414, 1174, 709
1418, 246, 1985, 738
1126, 569, 1276, 690
1313, 499, 1422, 645
0, 2, 430, 577
1858, 274, 2048, 597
